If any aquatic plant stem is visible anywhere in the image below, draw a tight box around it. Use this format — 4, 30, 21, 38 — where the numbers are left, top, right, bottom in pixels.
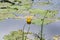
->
22, 23, 26, 40
40, 10, 48, 40
25, 24, 30, 40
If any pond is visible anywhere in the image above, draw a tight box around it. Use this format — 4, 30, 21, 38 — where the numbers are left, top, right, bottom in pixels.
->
0, 0, 60, 40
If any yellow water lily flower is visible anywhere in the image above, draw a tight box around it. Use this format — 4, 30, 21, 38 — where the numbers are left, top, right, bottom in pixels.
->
26, 16, 32, 24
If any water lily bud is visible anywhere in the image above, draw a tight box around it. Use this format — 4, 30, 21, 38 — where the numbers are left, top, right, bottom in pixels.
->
26, 16, 32, 24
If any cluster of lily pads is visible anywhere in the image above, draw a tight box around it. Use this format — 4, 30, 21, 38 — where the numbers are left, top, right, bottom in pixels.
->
0, 0, 58, 25
0, 0, 32, 21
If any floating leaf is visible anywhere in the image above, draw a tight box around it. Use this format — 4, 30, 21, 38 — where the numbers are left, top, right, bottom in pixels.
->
32, 18, 55, 25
